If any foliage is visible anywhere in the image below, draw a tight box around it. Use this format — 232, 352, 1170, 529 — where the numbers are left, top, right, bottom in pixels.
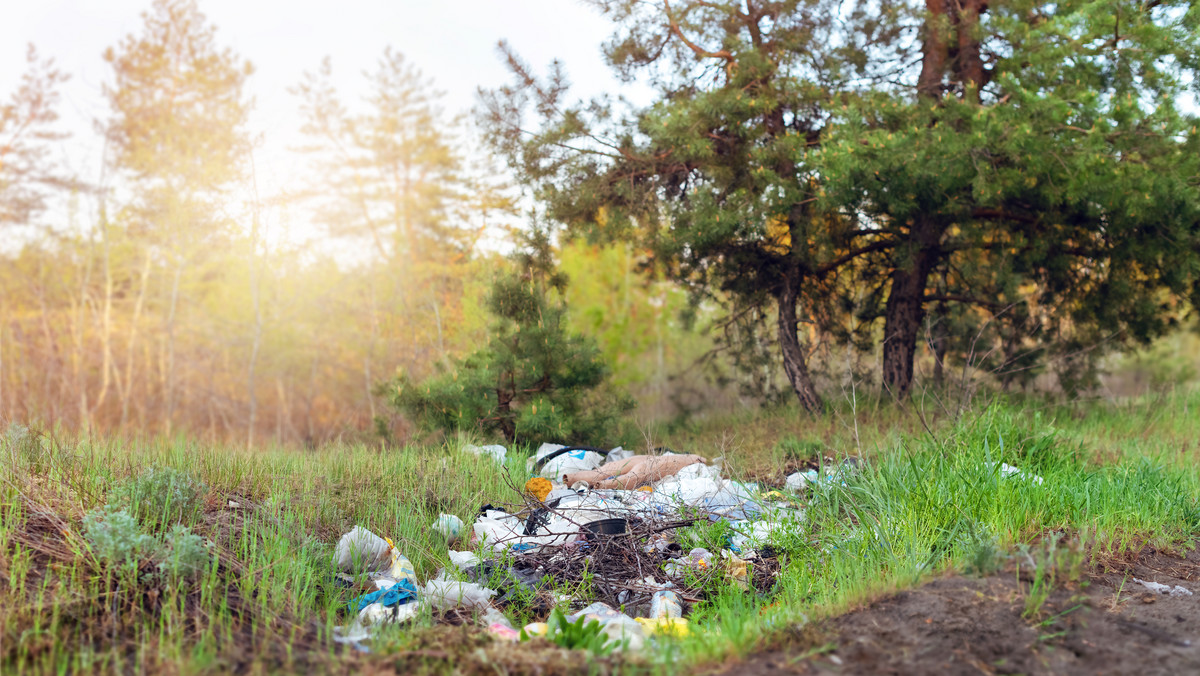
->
156, 524, 211, 580
83, 505, 158, 569
0, 45, 70, 226
108, 466, 207, 531
482, 0, 1200, 405
388, 231, 634, 444
523, 607, 620, 655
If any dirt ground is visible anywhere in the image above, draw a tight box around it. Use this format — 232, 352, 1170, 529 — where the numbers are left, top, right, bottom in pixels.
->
721, 544, 1200, 676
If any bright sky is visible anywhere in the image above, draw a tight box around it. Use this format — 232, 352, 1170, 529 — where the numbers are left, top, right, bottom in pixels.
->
0, 0, 631, 226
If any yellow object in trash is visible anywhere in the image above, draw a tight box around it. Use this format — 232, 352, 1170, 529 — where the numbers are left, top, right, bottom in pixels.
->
525, 477, 553, 502
383, 537, 419, 586
635, 617, 689, 637
521, 621, 550, 638
725, 555, 750, 591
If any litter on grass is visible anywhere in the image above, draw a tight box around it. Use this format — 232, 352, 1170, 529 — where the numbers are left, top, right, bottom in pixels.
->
987, 462, 1045, 485
463, 443, 508, 463
1133, 578, 1193, 597
329, 442, 816, 654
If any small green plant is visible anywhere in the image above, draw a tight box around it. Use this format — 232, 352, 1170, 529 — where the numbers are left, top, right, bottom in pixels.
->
109, 466, 206, 531
776, 436, 823, 462
963, 528, 1002, 577
157, 524, 211, 580
83, 505, 157, 569
522, 607, 619, 655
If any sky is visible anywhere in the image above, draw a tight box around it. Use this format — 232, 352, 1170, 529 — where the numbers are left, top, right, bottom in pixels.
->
0, 0, 633, 236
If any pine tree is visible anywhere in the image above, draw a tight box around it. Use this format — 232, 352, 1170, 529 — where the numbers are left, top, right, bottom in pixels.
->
819, 0, 1200, 395
0, 45, 70, 228
483, 0, 1200, 403
103, 0, 253, 432
481, 0, 913, 412
387, 229, 633, 444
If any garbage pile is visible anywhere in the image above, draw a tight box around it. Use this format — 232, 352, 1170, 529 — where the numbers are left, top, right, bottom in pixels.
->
331, 443, 814, 653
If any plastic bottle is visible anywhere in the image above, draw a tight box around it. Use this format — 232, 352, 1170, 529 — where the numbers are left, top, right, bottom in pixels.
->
649, 590, 683, 619
433, 513, 464, 544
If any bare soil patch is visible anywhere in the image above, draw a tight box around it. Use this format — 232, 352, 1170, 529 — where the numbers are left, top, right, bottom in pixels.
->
718, 544, 1200, 675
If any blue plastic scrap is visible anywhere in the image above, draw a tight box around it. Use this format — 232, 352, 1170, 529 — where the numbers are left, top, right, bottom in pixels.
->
349, 578, 419, 613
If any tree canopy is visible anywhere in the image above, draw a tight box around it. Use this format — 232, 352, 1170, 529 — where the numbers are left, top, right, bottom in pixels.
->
482, 0, 1200, 407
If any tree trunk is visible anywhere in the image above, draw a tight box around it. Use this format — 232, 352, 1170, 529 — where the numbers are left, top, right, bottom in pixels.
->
918, 0, 950, 98
777, 268, 824, 413
118, 251, 152, 432
246, 208, 264, 450
955, 0, 985, 101
496, 388, 516, 442
931, 301, 950, 386
882, 220, 943, 398
164, 259, 184, 436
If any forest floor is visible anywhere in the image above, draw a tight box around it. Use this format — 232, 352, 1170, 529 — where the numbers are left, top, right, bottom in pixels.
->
3, 388, 1200, 675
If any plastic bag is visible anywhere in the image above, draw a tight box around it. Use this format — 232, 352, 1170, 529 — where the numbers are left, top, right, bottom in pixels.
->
649, 590, 683, 618
423, 577, 497, 610
606, 446, 635, 463
432, 513, 464, 544
333, 526, 393, 573
448, 550, 481, 571
473, 510, 523, 551
539, 448, 604, 481
348, 578, 419, 613
333, 601, 422, 651
785, 471, 808, 493
568, 602, 645, 651
462, 444, 507, 463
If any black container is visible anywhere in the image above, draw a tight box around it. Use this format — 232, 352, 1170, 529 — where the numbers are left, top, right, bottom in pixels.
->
582, 518, 630, 538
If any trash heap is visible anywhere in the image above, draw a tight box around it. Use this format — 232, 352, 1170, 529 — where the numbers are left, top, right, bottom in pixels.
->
332, 443, 814, 653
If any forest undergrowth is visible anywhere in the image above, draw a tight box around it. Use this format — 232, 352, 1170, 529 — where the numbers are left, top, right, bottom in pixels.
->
2, 388, 1199, 675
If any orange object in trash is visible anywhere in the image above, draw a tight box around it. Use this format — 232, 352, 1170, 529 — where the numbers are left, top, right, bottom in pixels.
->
525, 477, 553, 502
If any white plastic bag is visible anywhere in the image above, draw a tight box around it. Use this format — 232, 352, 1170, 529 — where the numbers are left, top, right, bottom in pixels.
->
334, 526, 392, 573
673, 462, 723, 481
448, 550, 481, 571
432, 513, 464, 543
423, 577, 497, 610
529, 443, 566, 472
473, 510, 523, 551
462, 444, 507, 463
606, 446, 635, 463
539, 449, 604, 480
567, 602, 645, 650
785, 472, 808, 493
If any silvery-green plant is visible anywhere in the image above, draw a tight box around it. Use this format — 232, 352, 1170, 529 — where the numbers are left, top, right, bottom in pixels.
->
157, 524, 211, 580
83, 506, 157, 569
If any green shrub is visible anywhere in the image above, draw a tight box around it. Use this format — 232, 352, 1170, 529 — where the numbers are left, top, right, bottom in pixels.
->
83, 506, 157, 568
109, 466, 206, 531
388, 231, 635, 446
157, 524, 211, 580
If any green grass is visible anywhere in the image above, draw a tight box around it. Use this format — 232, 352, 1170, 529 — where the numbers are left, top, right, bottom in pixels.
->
3, 389, 1199, 674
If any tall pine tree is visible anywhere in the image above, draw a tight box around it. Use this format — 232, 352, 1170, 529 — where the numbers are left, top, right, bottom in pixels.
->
483, 0, 1200, 404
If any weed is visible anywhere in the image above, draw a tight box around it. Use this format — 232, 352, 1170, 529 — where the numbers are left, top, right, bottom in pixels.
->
156, 524, 211, 580
82, 505, 157, 569
524, 607, 620, 655
108, 465, 206, 531
963, 528, 1002, 577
